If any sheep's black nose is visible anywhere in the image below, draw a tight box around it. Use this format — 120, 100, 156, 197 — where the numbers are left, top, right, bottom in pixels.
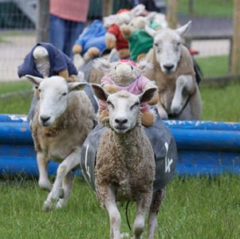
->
40, 115, 50, 123
115, 118, 128, 125
163, 64, 174, 71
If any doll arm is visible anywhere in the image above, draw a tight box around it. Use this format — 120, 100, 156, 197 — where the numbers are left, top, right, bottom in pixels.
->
105, 32, 116, 49
103, 83, 118, 94
120, 24, 132, 40
101, 76, 118, 94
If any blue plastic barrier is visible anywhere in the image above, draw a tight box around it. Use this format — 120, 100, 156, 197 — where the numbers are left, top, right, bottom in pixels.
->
0, 114, 240, 176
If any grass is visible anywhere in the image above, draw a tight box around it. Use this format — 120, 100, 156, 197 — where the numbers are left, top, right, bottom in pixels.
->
163, 0, 233, 18
0, 80, 31, 95
0, 94, 32, 114
179, 0, 233, 18
0, 80, 32, 114
201, 82, 240, 122
196, 55, 229, 78
0, 175, 240, 239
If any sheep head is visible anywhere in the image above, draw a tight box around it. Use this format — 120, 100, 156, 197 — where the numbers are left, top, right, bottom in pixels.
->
146, 21, 191, 74
92, 84, 156, 134
24, 75, 87, 127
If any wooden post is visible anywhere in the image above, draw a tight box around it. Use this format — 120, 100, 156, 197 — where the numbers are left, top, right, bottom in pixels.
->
231, 0, 240, 74
188, 0, 194, 16
36, 0, 49, 42
102, 0, 113, 17
167, 0, 179, 29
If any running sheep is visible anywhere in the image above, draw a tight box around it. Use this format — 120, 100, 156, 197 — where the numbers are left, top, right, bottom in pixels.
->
24, 75, 95, 210
92, 84, 165, 239
144, 21, 202, 120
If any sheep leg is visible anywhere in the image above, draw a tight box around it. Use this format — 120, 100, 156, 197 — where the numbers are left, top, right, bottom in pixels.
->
43, 148, 81, 211
147, 189, 165, 239
133, 192, 152, 239
56, 172, 74, 209
37, 152, 52, 191
170, 75, 194, 116
103, 186, 121, 239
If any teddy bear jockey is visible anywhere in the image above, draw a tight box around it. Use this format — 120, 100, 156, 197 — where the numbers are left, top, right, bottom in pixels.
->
97, 59, 159, 127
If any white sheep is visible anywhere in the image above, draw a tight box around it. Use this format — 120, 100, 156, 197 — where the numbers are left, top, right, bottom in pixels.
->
24, 75, 95, 210
91, 84, 164, 239
144, 21, 202, 120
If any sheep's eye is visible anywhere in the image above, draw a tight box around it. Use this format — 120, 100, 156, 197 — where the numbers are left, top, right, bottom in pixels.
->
107, 100, 114, 109
37, 88, 41, 92
154, 43, 159, 47
62, 92, 67, 96
130, 65, 133, 70
114, 66, 117, 70
177, 42, 181, 46
130, 102, 139, 110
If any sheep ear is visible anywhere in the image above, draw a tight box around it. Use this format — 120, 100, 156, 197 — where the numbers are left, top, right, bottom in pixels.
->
137, 60, 153, 73
68, 82, 87, 91
139, 87, 157, 103
22, 74, 42, 86
91, 83, 109, 101
145, 25, 157, 37
103, 14, 117, 28
131, 4, 145, 16
176, 21, 192, 36
146, 12, 157, 22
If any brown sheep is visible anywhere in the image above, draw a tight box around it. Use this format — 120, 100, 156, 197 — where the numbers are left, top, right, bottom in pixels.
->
25, 75, 95, 210
92, 84, 164, 239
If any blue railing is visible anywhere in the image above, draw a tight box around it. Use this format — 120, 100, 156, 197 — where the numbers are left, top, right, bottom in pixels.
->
0, 114, 240, 176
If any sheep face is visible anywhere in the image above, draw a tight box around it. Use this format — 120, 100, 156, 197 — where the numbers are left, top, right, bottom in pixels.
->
92, 84, 157, 133
25, 75, 86, 127
37, 77, 70, 126
146, 21, 191, 74
107, 91, 140, 133
153, 29, 182, 74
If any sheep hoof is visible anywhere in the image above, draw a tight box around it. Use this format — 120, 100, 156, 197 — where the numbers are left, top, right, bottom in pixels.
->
121, 232, 130, 239
55, 199, 66, 209
38, 180, 52, 191
42, 200, 53, 211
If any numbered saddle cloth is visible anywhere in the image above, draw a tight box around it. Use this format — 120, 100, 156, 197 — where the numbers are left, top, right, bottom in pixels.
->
80, 114, 178, 191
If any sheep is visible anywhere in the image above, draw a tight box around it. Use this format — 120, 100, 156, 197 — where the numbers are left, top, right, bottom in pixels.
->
91, 84, 165, 239
143, 21, 202, 120
24, 75, 95, 210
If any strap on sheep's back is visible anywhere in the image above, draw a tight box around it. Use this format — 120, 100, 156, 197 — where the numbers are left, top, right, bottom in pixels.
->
80, 110, 178, 191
